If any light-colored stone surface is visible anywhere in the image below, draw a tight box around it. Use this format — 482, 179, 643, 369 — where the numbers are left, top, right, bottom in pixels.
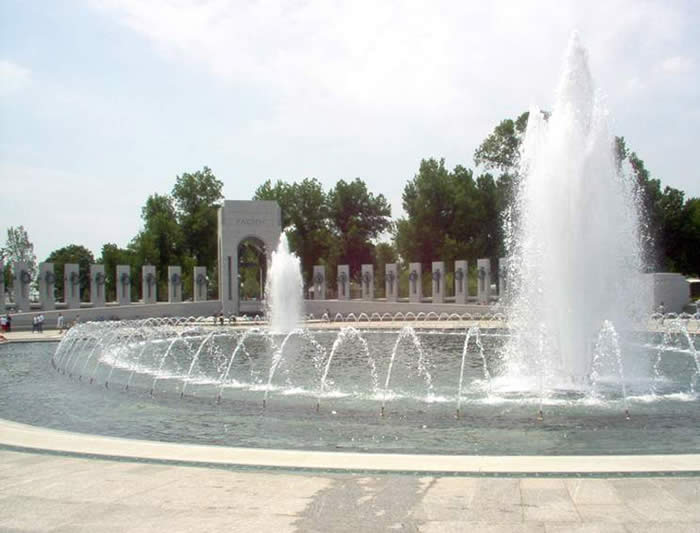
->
193, 266, 208, 302
409, 262, 422, 302
90, 264, 106, 308
432, 261, 444, 303
64, 263, 80, 309
141, 265, 157, 304
0, 449, 696, 532
39, 262, 56, 310
337, 265, 350, 300
477, 258, 491, 304
1, 418, 699, 474
385, 263, 398, 302
116, 265, 131, 306
454, 260, 468, 304
361, 264, 374, 300
312, 265, 326, 300
218, 200, 281, 315
13, 260, 30, 312
167, 265, 182, 303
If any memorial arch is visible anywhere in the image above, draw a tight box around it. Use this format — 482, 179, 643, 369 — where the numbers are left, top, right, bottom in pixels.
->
217, 200, 281, 315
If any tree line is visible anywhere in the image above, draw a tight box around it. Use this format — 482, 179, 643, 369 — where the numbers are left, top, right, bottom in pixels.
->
3, 111, 698, 304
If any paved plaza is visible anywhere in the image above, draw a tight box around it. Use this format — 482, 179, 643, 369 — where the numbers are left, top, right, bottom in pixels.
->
0, 449, 698, 532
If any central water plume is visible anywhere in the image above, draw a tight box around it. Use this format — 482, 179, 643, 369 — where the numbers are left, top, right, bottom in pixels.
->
503, 32, 646, 387
265, 234, 303, 334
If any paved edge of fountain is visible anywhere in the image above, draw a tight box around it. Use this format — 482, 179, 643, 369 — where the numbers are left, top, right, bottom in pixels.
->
1, 418, 698, 475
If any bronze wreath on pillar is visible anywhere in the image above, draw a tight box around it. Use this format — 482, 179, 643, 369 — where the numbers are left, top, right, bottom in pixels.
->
336, 271, 347, 297
19, 270, 31, 285
170, 272, 181, 298
409, 270, 418, 294
362, 271, 372, 292
94, 272, 106, 286
44, 271, 56, 285
478, 266, 486, 292
455, 268, 464, 293
386, 270, 396, 294
196, 273, 207, 286
432, 269, 442, 293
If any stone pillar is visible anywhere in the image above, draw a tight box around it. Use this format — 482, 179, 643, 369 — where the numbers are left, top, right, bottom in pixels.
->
0, 259, 4, 313
194, 266, 208, 302
477, 258, 491, 304
12, 262, 30, 312
361, 264, 374, 300
39, 263, 56, 310
142, 265, 157, 304
312, 265, 326, 300
336, 265, 349, 300
64, 263, 80, 309
90, 265, 106, 308
454, 260, 468, 304
116, 265, 131, 305
168, 266, 182, 303
498, 257, 508, 298
385, 263, 398, 302
409, 262, 422, 302
431, 261, 445, 304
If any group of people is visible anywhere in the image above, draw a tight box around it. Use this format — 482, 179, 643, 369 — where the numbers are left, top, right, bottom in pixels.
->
31, 314, 47, 333
0, 314, 11, 333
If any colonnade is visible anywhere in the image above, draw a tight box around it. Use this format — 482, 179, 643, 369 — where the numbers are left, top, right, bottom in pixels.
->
311, 258, 508, 303
1, 261, 209, 312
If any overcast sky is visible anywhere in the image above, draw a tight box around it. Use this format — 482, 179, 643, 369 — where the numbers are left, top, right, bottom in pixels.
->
1, 0, 698, 262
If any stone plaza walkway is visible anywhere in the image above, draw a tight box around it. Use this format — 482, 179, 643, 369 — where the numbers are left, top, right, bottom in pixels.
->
1, 448, 699, 532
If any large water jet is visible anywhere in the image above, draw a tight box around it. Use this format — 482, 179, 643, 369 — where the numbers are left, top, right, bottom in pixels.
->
502, 32, 646, 388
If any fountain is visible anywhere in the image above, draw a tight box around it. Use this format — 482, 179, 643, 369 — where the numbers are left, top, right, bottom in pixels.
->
501, 32, 647, 391
1, 33, 698, 456
265, 233, 303, 334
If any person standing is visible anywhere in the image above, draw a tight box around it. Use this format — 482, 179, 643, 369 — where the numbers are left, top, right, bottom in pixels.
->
57, 313, 64, 333
6, 314, 11, 333
32, 315, 38, 333
38, 314, 45, 333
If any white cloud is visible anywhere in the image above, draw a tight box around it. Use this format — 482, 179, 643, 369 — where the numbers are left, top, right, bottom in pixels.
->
0, 60, 31, 96
659, 55, 694, 74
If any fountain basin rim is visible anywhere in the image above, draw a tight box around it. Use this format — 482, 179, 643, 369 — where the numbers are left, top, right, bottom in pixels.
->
1, 418, 698, 475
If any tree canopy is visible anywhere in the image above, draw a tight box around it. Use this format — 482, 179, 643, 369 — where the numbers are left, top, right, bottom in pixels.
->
45, 244, 95, 301
254, 177, 392, 284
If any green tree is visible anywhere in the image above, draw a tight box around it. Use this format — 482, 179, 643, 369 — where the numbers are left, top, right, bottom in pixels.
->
45, 245, 95, 301
394, 159, 508, 270
254, 178, 332, 284
129, 193, 183, 299
98, 244, 134, 302
2, 226, 37, 288
474, 111, 532, 175
172, 167, 223, 295
327, 178, 392, 274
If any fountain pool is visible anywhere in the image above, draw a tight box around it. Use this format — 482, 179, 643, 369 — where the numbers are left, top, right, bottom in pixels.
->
0, 318, 697, 456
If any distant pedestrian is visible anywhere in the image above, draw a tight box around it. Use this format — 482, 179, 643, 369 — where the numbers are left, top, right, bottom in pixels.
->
0, 315, 6, 332
32, 315, 38, 333
57, 313, 64, 333
38, 314, 45, 333
657, 301, 665, 315
219, 313, 224, 326
6, 314, 11, 333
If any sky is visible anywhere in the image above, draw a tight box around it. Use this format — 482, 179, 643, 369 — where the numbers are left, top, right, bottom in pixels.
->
1, 0, 699, 262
